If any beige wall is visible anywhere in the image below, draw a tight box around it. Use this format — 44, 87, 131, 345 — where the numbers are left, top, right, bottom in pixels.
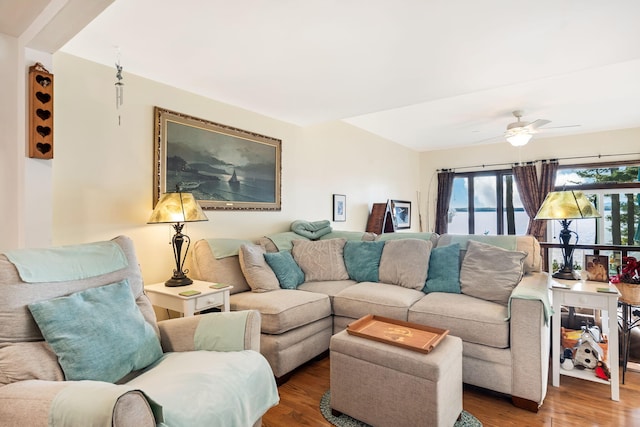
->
419, 127, 640, 233
0, 33, 21, 250
52, 52, 421, 284
0, 34, 55, 252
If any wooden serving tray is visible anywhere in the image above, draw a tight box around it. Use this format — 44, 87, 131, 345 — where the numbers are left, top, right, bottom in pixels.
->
346, 314, 449, 354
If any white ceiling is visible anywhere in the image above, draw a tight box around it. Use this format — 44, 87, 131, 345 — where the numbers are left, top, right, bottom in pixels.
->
50, 1, 640, 150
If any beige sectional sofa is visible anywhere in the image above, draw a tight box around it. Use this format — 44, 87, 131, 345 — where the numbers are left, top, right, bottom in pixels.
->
191, 230, 551, 411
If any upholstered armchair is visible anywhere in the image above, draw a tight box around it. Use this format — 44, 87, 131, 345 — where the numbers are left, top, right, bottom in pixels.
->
0, 235, 278, 427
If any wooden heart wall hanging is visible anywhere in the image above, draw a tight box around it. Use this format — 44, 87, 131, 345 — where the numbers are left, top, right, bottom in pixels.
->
28, 63, 54, 159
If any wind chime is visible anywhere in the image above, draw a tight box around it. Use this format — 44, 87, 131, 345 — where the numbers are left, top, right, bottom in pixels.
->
115, 48, 124, 125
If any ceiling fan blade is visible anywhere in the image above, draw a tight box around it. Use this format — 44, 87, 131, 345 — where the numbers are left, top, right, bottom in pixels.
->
543, 124, 581, 130
472, 134, 503, 144
524, 119, 551, 131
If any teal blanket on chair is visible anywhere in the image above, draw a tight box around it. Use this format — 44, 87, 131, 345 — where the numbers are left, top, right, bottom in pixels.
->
128, 351, 279, 427
5, 241, 128, 283
50, 381, 162, 427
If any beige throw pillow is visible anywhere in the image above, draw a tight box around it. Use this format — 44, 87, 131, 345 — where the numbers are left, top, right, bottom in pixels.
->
459, 240, 527, 305
238, 244, 280, 292
291, 239, 349, 282
378, 239, 432, 290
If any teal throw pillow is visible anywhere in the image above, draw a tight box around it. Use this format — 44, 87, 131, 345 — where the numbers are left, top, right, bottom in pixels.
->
423, 243, 461, 294
343, 240, 385, 282
264, 251, 305, 289
28, 280, 163, 383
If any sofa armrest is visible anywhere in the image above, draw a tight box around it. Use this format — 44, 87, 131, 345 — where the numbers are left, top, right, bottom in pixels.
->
157, 310, 261, 352
0, 380, 155, 427
509, 272, 551, 408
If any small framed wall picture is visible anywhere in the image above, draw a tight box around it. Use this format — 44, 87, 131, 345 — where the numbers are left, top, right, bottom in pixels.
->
585, 254, 609, 282
391, 200, 411, 229
333, 194, 346, 222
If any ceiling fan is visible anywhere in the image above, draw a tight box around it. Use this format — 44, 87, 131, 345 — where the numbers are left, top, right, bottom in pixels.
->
501, 110, 581, 147
504, 110, 550, 147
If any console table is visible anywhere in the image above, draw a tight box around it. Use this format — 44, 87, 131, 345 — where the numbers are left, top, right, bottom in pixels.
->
551, 277, 620, 401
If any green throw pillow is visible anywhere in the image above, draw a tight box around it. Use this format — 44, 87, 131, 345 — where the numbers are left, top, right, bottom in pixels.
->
28, 280, 163, 383
264, 251, 305, 289
343, 240, 385, 282
423, 243, 461, 294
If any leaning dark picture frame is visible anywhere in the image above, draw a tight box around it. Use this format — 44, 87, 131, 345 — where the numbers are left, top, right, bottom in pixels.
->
391, 200, 411, 229
153, 107, 281, 210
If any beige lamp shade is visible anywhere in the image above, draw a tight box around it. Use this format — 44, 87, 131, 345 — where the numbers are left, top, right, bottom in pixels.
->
148, 192, 208, 224
534, 190, 601, 220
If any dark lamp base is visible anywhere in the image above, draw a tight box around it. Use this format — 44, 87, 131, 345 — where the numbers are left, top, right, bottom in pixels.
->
164, 275, 194, 287
552, 270, 579, 280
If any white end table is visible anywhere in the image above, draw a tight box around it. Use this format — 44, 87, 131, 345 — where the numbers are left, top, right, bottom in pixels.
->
550, 276, 620, 401
145, 280, 232, 317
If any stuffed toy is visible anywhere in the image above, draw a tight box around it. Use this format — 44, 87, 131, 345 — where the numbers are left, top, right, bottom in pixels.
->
574, 342, 599, 369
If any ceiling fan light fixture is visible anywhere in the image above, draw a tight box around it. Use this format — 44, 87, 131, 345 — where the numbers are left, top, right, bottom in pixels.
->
506, 132, 532, 147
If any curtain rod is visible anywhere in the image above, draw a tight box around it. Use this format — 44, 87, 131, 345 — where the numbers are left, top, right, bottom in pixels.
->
437, 152, 640, 172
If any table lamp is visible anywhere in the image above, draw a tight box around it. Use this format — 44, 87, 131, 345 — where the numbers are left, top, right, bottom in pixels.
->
535, 190, 601, 280
148, 190, 208, 286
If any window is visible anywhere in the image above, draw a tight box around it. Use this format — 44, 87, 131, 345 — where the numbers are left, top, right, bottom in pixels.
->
448, 170, 526, 235
548, 162, 640, 274
553, 163, 640, 245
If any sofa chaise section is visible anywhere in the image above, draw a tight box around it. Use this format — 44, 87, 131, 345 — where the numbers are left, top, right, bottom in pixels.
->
191, 239, 335, 380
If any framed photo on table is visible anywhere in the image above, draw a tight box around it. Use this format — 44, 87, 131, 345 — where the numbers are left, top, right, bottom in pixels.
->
153, 107, 281, 211
391, 200, 411, 229
333, 194, 346, 222
585, 255, 609, 282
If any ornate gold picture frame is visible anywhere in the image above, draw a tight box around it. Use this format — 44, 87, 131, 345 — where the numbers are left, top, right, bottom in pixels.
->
153, 107, 281, 210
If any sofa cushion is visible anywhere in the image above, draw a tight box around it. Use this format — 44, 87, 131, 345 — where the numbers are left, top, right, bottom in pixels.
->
378, 239, 432, 290
191, 240, 251, 294
423, 243, 461, 294
343, 241, 385, 282
292, 239, 349, 282
260, 316, 333, 378
297, 280, 357, 305
408, 292, 510, 349
0, 342, 64, 385
28, 280, 163, 382
459, 240, 526, 305
332, 282, 425, 321
238, 244, 280, 292
437, 234, 541, 273
229, 290, 331, 334
264, 251, 305, 289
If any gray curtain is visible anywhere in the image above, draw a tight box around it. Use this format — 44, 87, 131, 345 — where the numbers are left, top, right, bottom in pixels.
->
512, 160, 558, 242
435, 171, 455, 235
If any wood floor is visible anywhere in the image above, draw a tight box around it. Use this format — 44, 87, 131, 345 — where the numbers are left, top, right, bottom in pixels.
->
262, 356, 640, 427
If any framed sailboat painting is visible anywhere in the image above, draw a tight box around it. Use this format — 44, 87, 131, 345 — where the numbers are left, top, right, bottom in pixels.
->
153, 107, 282, 211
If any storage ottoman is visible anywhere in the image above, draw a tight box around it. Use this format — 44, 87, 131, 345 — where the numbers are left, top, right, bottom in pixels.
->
330, 330, 463, 427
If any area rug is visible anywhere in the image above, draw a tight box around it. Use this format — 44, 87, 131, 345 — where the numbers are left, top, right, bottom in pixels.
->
320, 390, 482, 427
